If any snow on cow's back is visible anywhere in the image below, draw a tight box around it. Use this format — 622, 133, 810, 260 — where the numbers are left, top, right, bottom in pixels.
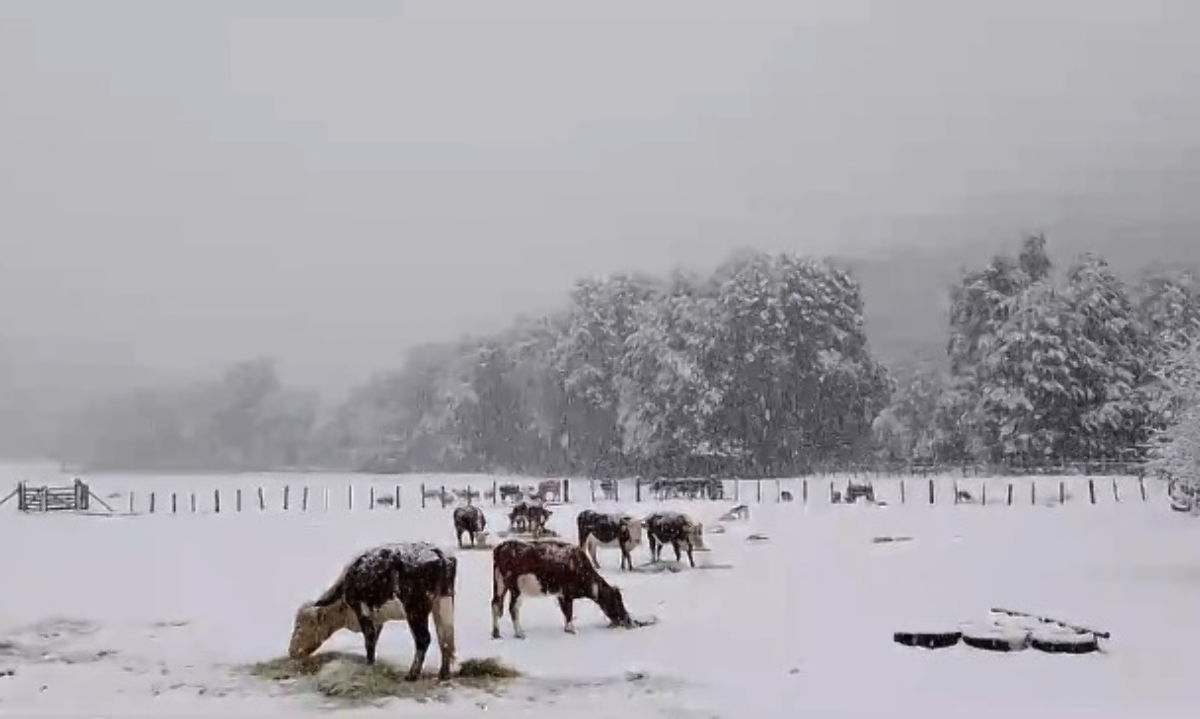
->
355, 541, 450, 573
538, 540, 581, 564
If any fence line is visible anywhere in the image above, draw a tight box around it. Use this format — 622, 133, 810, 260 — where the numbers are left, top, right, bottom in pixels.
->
6, 472, 1172, 519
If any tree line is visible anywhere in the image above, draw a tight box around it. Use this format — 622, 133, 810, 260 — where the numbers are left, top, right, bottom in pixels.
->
57, 240, 1200, 479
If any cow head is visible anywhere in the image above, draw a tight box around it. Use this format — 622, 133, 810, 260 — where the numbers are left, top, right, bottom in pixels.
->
619, 514, 644, 545
595, 582, 633, 629
288, 600, 355, 659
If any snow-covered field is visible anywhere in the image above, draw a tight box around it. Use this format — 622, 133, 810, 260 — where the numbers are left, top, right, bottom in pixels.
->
2, 466, 1198, 718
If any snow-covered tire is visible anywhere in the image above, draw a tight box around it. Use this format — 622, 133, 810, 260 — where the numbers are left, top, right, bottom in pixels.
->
893, 631, 961, 650
959, 622, 1029, 652
1029, 628, 1099, 655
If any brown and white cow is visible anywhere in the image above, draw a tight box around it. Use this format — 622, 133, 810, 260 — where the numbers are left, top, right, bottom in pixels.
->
452, 505, 486, 547
643, 511, 705, 568
490, 539, 633, 639
508, 500, 552, 536
288, 542, 457, 681
576, 509, 643, 571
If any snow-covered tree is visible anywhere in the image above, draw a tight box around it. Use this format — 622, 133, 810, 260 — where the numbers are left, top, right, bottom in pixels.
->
1147, 339, 1200, 494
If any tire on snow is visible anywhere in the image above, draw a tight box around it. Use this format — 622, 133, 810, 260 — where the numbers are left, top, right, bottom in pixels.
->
893, 631, 961, 650
958, 622, 1030, 652
1028, 627, 1100, 655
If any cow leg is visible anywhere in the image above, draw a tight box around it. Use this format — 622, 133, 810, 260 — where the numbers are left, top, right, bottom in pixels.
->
685, 540, 695, 568
648, 535, 659, 562
404, 611, 432, 681
358, 614, 380, 665
456, 529, 465, 548
558, 596, 575, 634
620, 545, 632, 571
432, 594, 456, 681
490, 571, 506, 639
671, 540, 682, 563
585, 536, 599, 568
509, 588, 526, 639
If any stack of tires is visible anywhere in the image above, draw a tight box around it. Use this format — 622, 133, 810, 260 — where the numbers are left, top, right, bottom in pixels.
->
894, 610, 1103, 655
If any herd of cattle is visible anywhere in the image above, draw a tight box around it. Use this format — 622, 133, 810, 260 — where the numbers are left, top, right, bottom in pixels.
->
287, 501, 706, 682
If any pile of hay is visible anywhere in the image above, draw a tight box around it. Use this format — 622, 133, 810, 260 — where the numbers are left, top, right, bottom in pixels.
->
245, 653, 520, 704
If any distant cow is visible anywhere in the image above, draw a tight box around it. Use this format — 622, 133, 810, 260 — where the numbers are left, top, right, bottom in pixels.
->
453, 505, 487, 548
643, 511, 705, 568
288, 542, 457, 681
719, 504, 750, 522
490, 539, 633, 638
508, 500, 552, 536
576, 509, 643, 570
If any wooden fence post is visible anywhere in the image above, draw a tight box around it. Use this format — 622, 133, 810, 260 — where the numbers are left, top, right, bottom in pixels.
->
214, 489, 220, 513
982, 483, 987, 506
734, 480, 739, 502
953, 481, 959, 505
1088, 479, 1096, 505
149, 492, 156, 514
348, 485, 354, 510
441, 486, 446, 507
928, 479, 935, 505
283, 485, 290, 511
370, 486, 376, 509
829, 481, 835, 503
190, 492, 196, 513
802, 479, 808, 504
900, 479, 906, 504
1031, 481, 1036, 505
128, 491, 134, 514
563, 479, 569, 504
756, 479, 762, 503
1112, 478, 1120, 502
257, 487, 265, 510
1140, 477, 1147, 502
776, 479, 782, 502
394, 485, 401, 509
635, 479, 641, 503
590, 480, 596, 503
172, 492, 177, 514
323, 487, 329, 511
421, 484, 426, 509
1059, 481, 1065, 505
236, 488, 242, 512
303, 486, 309, 511
1006, 483, 1013, 506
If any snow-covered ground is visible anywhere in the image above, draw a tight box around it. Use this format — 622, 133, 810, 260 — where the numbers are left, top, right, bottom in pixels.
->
2, 466, 1198, 718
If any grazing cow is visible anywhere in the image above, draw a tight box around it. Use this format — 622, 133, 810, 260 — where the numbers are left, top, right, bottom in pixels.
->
576, 509, 643, 570
453, 505, 487, 548
288, 542, 457, 681
643, 511, 705, 568
490, 539, 633, 638
508, 500, 552, 536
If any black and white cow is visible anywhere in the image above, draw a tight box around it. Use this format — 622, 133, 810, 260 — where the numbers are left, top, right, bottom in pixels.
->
452, 505, 487, 547
643, 511, 705, 568
508, 500, 552, 536
576, 509, 643, 570
490, 539, 633, 639
288, 542, 457, 681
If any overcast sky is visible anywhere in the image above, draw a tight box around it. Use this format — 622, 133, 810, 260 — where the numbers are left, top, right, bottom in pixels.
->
2, 0, 1199, 393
